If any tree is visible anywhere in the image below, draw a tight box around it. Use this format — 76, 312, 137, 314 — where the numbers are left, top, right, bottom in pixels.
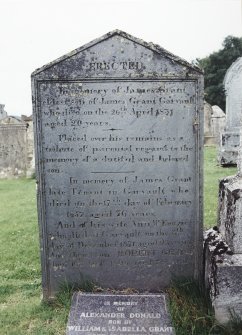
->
196, 36, 242, 111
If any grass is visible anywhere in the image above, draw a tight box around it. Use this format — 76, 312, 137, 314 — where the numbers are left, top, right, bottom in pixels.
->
168, 280, 242, 335
0, 179, 70, 335
0, 147, 239, 334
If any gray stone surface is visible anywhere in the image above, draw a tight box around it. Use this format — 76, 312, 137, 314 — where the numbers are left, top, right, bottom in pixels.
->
0, 122, 27, 178
211, 105, 225, 146
32, 30, 204, 299
224, 57, 242, 131
204, 102, 216, 146
21, 115, 35, 177
220, 132, 240, 166
204, 229, 242, 323
0, 115, 35, 178
0, 104, 7, 120
218, 175, 242, 253
219, 57, 242, 165
66, 293, 175, 335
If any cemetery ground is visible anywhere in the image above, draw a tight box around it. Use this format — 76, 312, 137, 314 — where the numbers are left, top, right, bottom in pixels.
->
0, 147, 241, 335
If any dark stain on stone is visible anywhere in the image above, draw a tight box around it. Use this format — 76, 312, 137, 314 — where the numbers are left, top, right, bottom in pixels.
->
231, 188, 241, 201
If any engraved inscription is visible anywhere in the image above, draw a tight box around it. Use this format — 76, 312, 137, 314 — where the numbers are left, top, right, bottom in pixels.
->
67, 294, 175, 335
37, 80, 198, 290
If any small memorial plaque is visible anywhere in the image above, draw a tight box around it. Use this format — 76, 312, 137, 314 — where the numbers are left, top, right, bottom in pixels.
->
66, 293, 175, 334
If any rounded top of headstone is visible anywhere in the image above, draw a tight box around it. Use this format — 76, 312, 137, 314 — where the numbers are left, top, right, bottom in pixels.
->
212, 105, 225, 118
223, 57, 242, 89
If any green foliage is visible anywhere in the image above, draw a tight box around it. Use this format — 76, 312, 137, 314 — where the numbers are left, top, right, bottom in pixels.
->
196, 36, 242, 110
168, 280, 214, 335
55, 278, 96, 308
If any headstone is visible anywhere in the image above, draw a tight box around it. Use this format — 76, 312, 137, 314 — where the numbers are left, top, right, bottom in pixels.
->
32, 30, 204, 299
204, 102, 216, 146
0, 117, 27, 178
219, 57, 242, 165
66, 293, 175, 335
0, 104, 7, 120
211, 105, 225, 146
205, 120, 242, 323
0, 115, 35, 178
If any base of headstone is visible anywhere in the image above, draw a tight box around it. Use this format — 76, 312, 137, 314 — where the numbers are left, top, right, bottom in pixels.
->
66, 293, 175, 334
204, 229, 242, 324
219, 130, 239, 166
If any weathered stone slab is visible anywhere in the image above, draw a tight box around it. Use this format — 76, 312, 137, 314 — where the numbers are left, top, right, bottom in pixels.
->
219, 57, 242, 166
218, 176, 242, 253
224, 57, 242, 131
220, 132, 240, 166
213, 254, 242, 323
211, 105, 225, 146
204, 102, 216, 146
204, 229, 242, 323
0, 123, 27, 178
32, 30, 204, 299
21, 115, 35, 177
0, 116, 35, 178
66, 293, 175, 335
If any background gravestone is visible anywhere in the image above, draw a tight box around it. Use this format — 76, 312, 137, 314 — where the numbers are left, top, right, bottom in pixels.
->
211, 105, 225, 146
219, 57, 242, 166
0, 104, 7, 120
203, 102, 225, 147
0, 116, 27, 178
32, 30, 204, 299
204, 102, 216, 146
0, 115, 35, 178
21, 115, 35, 177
